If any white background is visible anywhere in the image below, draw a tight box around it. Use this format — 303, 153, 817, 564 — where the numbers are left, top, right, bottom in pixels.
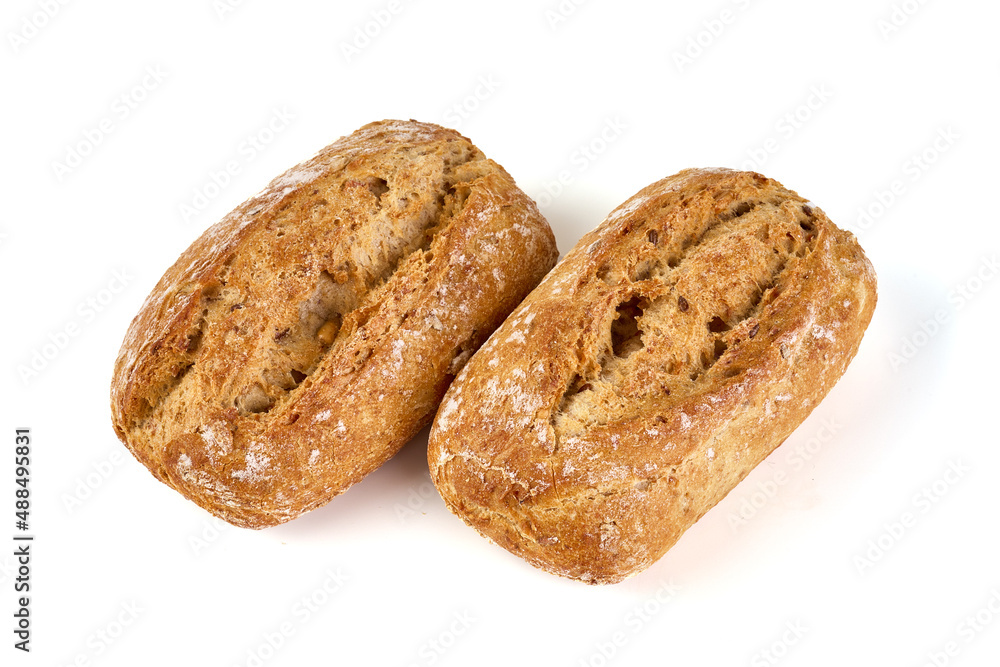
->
2, 0, 998, 665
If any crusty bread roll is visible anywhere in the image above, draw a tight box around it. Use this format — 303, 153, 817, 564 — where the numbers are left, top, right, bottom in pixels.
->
111, 120, 558, 528
428, 168, 877, 584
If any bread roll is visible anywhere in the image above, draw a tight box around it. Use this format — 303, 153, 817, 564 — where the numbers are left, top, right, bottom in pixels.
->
111, 120, 558, 528
428, 168, 876, 584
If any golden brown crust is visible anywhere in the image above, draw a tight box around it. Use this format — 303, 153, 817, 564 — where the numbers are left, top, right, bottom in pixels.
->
110, 120, 558, 528
427, 168, 877, 584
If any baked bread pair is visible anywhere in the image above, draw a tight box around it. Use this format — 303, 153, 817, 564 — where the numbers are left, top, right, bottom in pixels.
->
112, 121, 875, 584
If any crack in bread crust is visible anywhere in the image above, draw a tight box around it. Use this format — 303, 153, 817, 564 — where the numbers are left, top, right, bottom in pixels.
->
428, 168, 877, 584
132, 144, 478, 436
553, 197, 821, 441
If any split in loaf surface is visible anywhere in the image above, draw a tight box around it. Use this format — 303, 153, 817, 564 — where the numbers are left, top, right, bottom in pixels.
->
428, 168, 877, 584
111, 120, 558, 528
